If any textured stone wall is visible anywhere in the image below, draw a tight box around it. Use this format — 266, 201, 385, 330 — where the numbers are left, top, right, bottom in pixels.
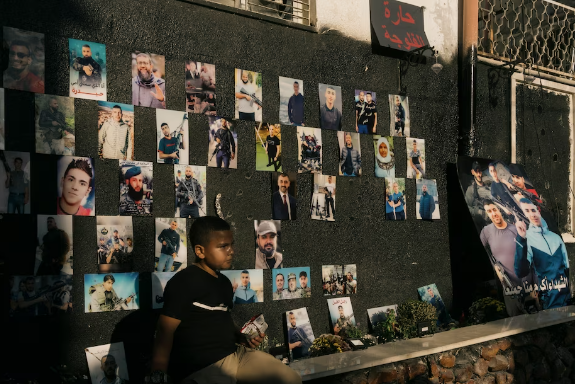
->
308, 321, 575, 384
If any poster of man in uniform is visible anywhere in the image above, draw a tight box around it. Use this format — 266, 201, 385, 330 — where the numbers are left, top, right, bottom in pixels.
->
57, 156, 95, 216
208, 116, 237, 169
322, 264, 357, 295
174, 164, 206, 218
35, 95, 75, 155
337, 132, 362, 176
84, 272, 139, 313
85, 342, 129, 384
255, 122, 282, 172
311, 174, 336, 221
3, 27, 45, 93
185, 60, 216, 115
389, 94, 410, 137
36, 215, 73, 276
235, 69, 262, 122
327, 297, 356, 335
69, 38, 106, 101
457, 156, 571, 315
119, 160, 153, 216
0, 151, 31, 214
132, 51, 166, 109
9, 275, 73, 318
272, 267, 311, 300
98, 102, 135, 161
155, 218, 187, 273
156, 110, 188, 165
279, 76, 304, 126
221, 269, 264, 304
285, 307, 315, 360
297, 126, 322, 174
96, 216, 134, 273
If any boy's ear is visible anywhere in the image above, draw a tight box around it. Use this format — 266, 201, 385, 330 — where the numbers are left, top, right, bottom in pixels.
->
194, 244, 205, 260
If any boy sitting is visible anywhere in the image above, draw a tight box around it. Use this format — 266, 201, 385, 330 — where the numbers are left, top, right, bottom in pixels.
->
150, 216, 302, 384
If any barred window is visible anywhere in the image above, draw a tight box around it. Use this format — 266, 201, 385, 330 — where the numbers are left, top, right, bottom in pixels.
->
203, 0, 314, 26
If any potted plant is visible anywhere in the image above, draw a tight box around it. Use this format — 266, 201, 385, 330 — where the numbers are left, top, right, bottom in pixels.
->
308, 334, 351, 357
396, 300, 437, 339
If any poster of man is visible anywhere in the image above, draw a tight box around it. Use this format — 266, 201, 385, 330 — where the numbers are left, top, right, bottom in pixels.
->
235, 69, 262, 122
69, 38, 106, 101
0, 88, 4, 150
337, 132, 362, 176
98, 101, 135, 161
311, 174, 336, 221
417, 283, 454, 327
367, 304, 398, 327
85, 342, 129, 384
373, 135, 395, 178
272, 267, 311, 300
155, 218, 187, 273
0, 151, 31, 214
3, 27, 45, 93
416, 179, 440, 220
57, 156, 95, 216
96, 216, 134, 273
407, 138, 425, 179
156, 110, 188, 165
152, 271, 176, 309
174, 164, 206, 218
354, 90, 377, 134
208, 116, 237, 169
185, 60, 216, 115
9, 275, 73, 318
279, 76, 304, 126
389, 94, 410, 137
220, 269, 264, 304
318, 83, 342, 131
285, 307, 315, 360
36, 215, 73, 276
271, 172, 297, 220
322, 264, 357, 296
84, 272, 139, 313
132, 51, 166, 109
327, 297, 356, 335
457, 156, 571, 313
385, 177, 406, 221
118, 160, 153, 216
35, 95, 75, 155
254, 220, 283, 269
297, 126, 322, 174
255, 122, 282, 172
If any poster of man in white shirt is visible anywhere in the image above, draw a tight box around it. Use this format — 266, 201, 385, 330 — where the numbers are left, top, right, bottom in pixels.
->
311, 174, 336, 221
97, 101, 134, 161
234, 68, 262, 122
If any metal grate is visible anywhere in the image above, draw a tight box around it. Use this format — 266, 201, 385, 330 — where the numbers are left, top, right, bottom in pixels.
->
204, 0, 311, 26
478, 0, 575, 79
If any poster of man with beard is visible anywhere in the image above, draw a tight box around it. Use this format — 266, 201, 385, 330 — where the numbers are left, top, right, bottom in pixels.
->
254, 220, 283, 269
69, 38, 106, 101
131, 52, 166, 109
119, 160, 153, 216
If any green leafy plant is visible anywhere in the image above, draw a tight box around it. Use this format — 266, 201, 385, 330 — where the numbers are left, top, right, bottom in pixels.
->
397, 300, 437, 339
343, 325, 363, 339
373, 309, 398, 343
309, 334, 351, 357
468, 297, 507, 324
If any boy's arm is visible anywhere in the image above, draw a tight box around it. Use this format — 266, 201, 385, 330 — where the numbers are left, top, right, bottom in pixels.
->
151, 314, 181, 373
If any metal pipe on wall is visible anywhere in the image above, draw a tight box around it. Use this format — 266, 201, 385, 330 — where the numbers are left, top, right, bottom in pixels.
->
460, 0, 479, 157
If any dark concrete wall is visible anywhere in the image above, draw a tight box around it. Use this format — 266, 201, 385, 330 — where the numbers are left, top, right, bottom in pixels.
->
0, 0, 459, 381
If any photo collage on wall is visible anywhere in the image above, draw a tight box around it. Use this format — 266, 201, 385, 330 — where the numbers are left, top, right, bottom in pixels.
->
322, 264, 357, 296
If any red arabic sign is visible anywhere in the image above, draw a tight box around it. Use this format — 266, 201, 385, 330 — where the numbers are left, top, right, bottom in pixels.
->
370, 0, 429, 52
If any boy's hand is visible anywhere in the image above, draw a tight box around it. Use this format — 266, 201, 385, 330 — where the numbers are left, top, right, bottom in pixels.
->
245, 333, 265, 349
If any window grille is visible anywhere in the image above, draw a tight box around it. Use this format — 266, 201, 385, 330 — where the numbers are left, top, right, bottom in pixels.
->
203, 0, 312, 26
478, 0, 575, 79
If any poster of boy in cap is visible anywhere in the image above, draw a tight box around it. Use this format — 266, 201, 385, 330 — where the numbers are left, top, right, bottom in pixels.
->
119, 160, 153, 216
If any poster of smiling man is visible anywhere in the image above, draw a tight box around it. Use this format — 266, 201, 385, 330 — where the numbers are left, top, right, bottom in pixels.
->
132, 51, 166, 109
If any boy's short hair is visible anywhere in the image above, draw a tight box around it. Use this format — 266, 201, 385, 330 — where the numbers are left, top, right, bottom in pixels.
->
103, 274, 115, 283
189, 216, 231, 261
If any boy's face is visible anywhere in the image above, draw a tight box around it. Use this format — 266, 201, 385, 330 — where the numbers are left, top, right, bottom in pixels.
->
198, 230, 235, 270
241, 273, 250, 287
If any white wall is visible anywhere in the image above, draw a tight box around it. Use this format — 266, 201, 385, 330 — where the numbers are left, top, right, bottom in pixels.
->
316, 0, 458, 61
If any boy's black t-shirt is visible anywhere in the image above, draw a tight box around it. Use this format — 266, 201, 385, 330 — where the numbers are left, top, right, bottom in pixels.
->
163, 265, 237, 381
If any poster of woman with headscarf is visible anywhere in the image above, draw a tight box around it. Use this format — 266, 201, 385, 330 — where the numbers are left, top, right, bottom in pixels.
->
373, 135, 395, 178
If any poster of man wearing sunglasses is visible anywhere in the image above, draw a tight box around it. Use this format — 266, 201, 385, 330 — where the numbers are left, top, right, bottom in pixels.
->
3, 27, 45, 93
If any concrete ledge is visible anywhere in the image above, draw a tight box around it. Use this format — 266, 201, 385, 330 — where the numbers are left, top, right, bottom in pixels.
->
290, 305, 575, 381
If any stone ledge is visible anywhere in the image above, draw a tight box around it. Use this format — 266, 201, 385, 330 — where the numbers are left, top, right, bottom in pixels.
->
290, 306, 575, 381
